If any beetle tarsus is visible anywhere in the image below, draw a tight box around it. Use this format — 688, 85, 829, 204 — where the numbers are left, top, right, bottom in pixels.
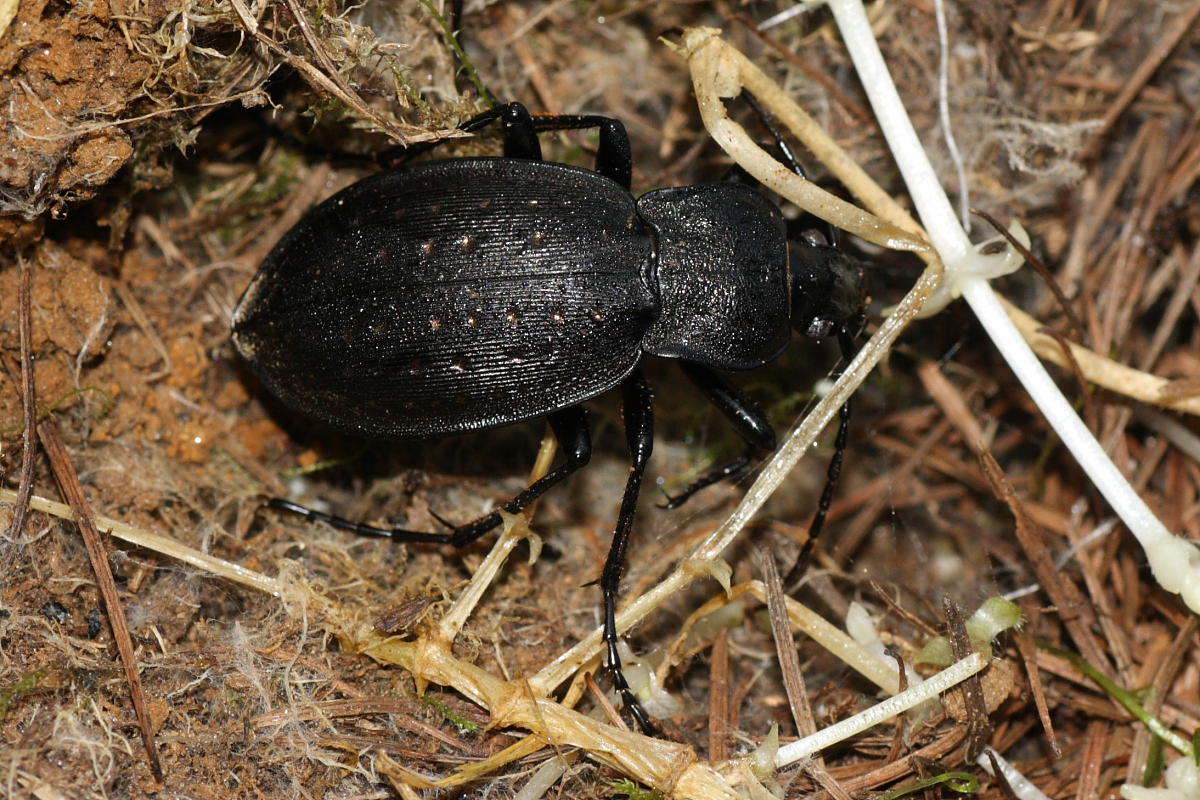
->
657, 456, 755, 510
265, 497, 396, 539
596, 369, 661, 734
655, 487, 682, 510
603, 636, 662, 737
656, 362, 775, 510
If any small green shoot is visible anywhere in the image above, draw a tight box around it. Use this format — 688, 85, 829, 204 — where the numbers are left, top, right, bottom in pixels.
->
417, 0, 496, 107
0, 668, 47, 723
389, 64, 431, 114
0, 385, 115, 435
611, 778, 664, 800
1043, 644, 1194, 757
419, 693, 479, 735
278, 446, 368, 479
873, 771, 979, 800
1145, 736, 1165, 786
302, 96, 352, 128
916, 596, 1021, 666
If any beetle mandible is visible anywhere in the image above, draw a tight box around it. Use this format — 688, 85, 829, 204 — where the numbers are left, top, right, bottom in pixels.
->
232, 101, 864, 733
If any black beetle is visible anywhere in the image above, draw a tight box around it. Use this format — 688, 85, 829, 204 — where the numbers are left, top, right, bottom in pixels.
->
232, 102, 864, 732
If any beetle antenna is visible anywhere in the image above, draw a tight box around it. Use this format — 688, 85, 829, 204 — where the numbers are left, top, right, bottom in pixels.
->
783, 328, 857, 591
742, 91, 840, 248
741, 92, 806, 178
428, 507, 459, 531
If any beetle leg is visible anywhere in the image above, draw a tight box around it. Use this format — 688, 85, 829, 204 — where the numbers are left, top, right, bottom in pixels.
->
658, 362, 776, 509
499, 103, 543, 161
782, 394, 851, 586
266, 405, 591, 548
458, 103, 633, 187
437, 405, 592, 547
741, 90, 809, 181
457, 101, 544, 161
600, 368, 660, 734
529, 114, 632, 190
376, 102, 540, 167
782, 329, 857, 588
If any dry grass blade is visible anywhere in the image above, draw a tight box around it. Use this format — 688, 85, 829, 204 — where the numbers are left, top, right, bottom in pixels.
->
0, 489, 284, 596
361, 633, 741, 799
757, 549, 853, 800
776, 653, 987, 767
1003, 298, 1200, 415
676, 28, 933, 258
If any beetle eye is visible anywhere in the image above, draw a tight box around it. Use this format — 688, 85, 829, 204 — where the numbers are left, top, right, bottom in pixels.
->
806, 318, 834, 339
799, 228, 829, 248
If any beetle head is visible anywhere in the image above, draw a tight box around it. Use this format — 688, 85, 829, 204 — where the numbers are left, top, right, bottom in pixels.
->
789, 240, 866, 343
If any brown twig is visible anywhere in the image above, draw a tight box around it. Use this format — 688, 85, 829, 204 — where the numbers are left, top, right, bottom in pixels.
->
869, 579, 940, 638
977, 450, 1114, 677
1075, 720, 1109, 800
253, 696, 478, 753
917, 361, 985, 445
37, 418, 163, 781
1138, 242, 1200, 373
1062, 122, 1153, 296
985, 748, 1022, 800
1013, 605, 1061, 758
757, 549, 855, 800
583, 671, 628, 732
973, 207, 1086, 344
943, 599, 990, 761
757, 548, 818, 742
3, 256, 37, 552
882, 648, 908, 766
1126, 616, 1200, 782
835, 727, 968, 792
1038, 326, 1099, 433
707, 629, 731, 762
